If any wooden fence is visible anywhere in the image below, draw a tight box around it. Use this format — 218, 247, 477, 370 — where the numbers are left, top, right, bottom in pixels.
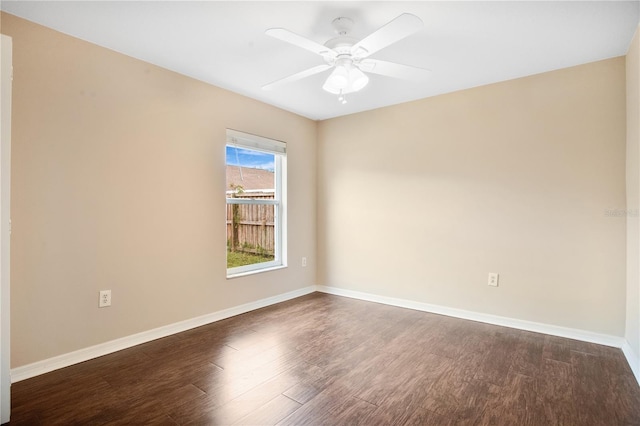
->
226, 193, 275, 256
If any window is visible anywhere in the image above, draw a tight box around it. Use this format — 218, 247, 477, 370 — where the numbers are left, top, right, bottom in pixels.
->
226, 129, 286, 276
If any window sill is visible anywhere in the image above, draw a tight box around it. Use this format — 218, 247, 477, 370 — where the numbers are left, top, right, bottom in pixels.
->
226, 264, 287, 279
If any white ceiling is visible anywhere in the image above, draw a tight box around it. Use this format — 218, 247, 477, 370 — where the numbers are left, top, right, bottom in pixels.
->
1, 1, 639, 120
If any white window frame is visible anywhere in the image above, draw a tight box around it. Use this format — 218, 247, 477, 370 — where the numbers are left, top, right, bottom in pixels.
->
226, 129, 287, 277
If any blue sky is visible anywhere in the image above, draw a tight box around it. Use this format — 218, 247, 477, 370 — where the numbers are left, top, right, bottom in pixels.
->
226, 146, 274, 171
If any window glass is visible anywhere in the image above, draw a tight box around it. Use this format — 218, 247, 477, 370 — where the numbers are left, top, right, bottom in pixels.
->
226, 130, 285, 276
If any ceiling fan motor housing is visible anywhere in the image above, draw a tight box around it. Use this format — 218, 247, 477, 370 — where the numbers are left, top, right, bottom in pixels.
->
324, 37, 360, 60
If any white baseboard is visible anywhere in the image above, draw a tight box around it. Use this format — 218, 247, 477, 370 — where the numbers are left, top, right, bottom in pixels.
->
316, 285, 625, 348
11, 286, 316, 383
622, 340, 640, 386
12, 283, 640, 388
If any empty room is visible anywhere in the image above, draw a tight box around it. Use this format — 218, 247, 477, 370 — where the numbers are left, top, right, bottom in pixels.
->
1, 1, 640, 424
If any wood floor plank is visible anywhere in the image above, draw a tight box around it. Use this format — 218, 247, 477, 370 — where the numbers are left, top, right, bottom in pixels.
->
606, 369, 640, 425
420, 369, 493, 420
355, 351, 451, 407
10, 364, 109, 411
9, 292, 640, 425
191, 352, 302, 404
172, 357, 316, 424
441, 328, 496, 388
546, 334, 610, 357
277, 385, 377, 426
402, 406, 452, 426
425, 318, 482, 360
19, 378, 118, 424
281, 363, 328, 404
354, 355, 458, 425
356, 391, 426, 426
542, 338, 572, 364
476, 370, 544, 426
378, 316, 441, 356
536, 358, 576, 426
275, 384, 355, 426
233, 394, 301, 426
184, 368, 301, 425
166, 393, 219, 424
571, 351, 612, 425
571, 350, 640, 426
472, 331, 518, 387
297, 332, 399, 397
510, 333, 544, 378
449, 379, 501, 425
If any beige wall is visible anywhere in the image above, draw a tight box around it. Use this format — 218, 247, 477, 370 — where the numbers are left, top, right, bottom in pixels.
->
627, 26, 640, 363
1, 13, 317, 367
318, 58, 627, 336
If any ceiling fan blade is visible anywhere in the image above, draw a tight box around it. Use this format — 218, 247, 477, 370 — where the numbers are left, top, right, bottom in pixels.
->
350, 13, 423, 59
262, 64, 333, 90
358, 59, 431, 81
266, 28, 337, 60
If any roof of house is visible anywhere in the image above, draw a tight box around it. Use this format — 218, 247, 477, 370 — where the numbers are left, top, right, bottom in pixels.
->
226, 165, 274, 192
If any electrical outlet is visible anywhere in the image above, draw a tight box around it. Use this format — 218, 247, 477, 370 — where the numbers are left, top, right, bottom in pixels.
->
488, 273, 499, 287
302, 257, 307, 267
99, 290, 112, 307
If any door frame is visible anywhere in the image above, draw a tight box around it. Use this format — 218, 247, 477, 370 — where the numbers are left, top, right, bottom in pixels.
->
1, 33, 13, 424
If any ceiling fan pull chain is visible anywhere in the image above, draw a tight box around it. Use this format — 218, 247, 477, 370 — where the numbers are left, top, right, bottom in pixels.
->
338, 90, 347, 104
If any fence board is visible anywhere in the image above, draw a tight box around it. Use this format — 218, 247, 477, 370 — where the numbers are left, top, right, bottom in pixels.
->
227, 194, 275, 256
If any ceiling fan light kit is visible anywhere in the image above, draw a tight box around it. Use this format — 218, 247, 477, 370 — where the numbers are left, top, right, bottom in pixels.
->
263, 13, 430, 104
322, 61, 370, 103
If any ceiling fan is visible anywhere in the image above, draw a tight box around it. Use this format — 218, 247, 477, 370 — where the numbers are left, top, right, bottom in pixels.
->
263, 13, 430, 104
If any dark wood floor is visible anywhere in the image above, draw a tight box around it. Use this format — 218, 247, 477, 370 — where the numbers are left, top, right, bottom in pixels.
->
8, 292, 640, 425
